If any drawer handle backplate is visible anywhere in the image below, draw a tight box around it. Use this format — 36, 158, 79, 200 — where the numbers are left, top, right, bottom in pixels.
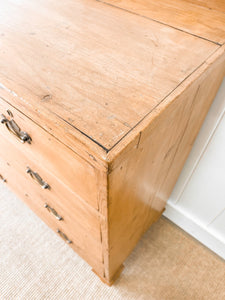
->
57, 229, 72, 244
44, 203, 63, 221
26, 167, 50, 189
1, 110, 32, 144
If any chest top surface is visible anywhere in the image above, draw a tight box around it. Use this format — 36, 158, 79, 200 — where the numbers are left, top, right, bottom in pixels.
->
0, 0, 224, 155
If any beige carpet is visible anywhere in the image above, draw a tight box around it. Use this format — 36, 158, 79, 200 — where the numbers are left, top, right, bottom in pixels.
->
0, 183, 225, 300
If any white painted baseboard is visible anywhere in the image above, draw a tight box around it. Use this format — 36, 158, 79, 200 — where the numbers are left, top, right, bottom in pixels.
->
164, 202, 225, 260
163, 79, 225, 260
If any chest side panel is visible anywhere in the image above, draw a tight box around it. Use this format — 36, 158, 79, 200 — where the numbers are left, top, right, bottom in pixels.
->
106, 48, 225, 280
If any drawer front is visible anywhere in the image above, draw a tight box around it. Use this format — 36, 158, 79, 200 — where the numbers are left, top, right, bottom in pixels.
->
0, 134, 104, 272
0, 98, 99, 210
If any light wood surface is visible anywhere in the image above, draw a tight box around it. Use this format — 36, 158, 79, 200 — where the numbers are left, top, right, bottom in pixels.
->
184, 0, 225, 13
106, 47, 225, 280
106, 46, 225, 165
100, 0, 225, 45
0, 0, 224, 286
0, 0, 219, 151
0, 99, 100, 209
0, 133, 105, 277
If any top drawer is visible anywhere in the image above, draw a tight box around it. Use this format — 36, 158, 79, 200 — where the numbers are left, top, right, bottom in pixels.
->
0, 97, 99, 210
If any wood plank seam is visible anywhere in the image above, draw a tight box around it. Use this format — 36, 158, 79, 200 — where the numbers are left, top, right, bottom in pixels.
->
106, 45, 222, 156
96, 0, 222, 46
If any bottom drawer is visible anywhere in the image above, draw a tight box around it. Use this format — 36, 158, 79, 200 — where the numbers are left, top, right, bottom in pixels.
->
0, 146, 104, 277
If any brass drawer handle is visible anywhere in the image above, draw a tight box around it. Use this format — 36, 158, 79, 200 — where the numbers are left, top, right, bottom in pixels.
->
26, 167, 50, 189
1, 110, 32, 144
0, 174, 6, 183
57, 229, 72, 244
44, 203, 63, 221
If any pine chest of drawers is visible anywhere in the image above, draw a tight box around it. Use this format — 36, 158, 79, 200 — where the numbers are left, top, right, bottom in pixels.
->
0, 0, 225, 285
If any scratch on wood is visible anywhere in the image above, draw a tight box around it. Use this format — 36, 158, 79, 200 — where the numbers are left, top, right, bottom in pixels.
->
41, 94, 52, 102
136, 131, 142, 149
100, 224, 105, 266
100, 224, 103, 244
161, 84, 201, 186
164, 144, 176, 160
0, 82, 18, 97
0, 82, 33, 108
54, 112, 109, 152
88, 153, 97, 162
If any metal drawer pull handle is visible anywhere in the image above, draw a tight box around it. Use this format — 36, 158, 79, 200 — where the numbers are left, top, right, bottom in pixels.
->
57, 229, 72, 244
0, 174, 6, 183
44, 203, 63, 220
1, 110, 32, 144
26, 167, 50, 189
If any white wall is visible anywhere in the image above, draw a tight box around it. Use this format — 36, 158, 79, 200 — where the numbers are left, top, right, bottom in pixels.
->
164, 78, 225, 260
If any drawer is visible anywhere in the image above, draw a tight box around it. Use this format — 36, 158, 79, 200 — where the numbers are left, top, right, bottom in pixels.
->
0, 134, 104, 272
0, 98, 99, 210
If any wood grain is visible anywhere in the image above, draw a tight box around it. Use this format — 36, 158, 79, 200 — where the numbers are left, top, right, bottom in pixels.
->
100, 0, 225, 44
0, 0, 218, 150
0, 134, 105, 277
0, 0, 224, 286
105, 47, 225, 281
184, 0, 225, 13
0, 99, 100, 210
107, 46, 225, 165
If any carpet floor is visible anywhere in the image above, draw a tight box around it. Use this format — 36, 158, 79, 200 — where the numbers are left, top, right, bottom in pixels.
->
0, 183, 225, 300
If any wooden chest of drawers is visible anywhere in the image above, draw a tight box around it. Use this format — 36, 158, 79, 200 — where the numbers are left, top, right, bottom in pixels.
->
0, 0, 224, 285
